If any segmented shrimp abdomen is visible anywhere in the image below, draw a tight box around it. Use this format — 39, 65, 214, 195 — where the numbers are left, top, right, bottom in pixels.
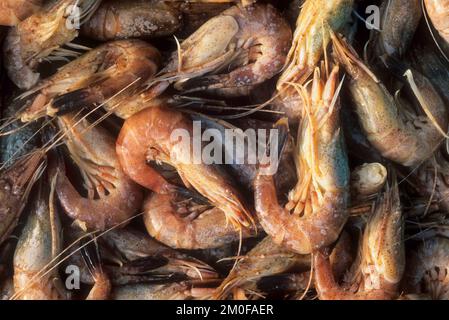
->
82, 0, 182, 41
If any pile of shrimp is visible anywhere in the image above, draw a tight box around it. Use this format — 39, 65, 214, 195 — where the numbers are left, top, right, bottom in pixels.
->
0, 0, 448, 301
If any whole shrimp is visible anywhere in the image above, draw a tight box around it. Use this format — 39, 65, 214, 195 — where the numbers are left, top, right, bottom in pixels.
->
144, 187, 256, 250
254, 65, 350, 254
404, 237, 449, 299
55, 112, 143, 231
372, 0, 422, 58
3, 0, 102, 89
150, 3, 291, 97
18, 39, 161, 123
82, 0, 183, 41
12, 176, 68, 300
0, 0, 44, 26
424, 0, 449, 49
314, 179, 405, 300
332, 33, 448, 168
116, 106, 253, 230
0, 151, 45, 245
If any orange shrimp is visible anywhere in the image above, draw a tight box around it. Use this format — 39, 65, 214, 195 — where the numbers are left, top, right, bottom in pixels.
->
56, 113, 143, 231
116, 106, 253, 230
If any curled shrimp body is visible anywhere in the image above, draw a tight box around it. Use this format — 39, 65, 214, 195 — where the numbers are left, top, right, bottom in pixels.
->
254, 66, 350, 254
0, 0, 44, 26
314, 180, 405, 300
19, 39, 161, 123
405, 237, 449, 299
82, 0, 182, 41
424, 0, 449, 48
116, 106, 253, 230
144, 189, 256, 250
0, 152, 45, 245
332, 33, 448, 168
56, 113, 143, 231
372, 0, 422, 58
154, 3, 291, 97
3, 0, 101, 89
13, 179, 67, 300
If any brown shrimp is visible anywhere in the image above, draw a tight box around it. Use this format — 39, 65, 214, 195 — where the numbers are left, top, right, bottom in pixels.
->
99, 228, 218, 280
116, 106, 254, 230
55, 113, 143, 231
404, 237, 449, 299
332, 33, 448, 168
149, 3, 291, 97
0, 151, 45, 245
12, 177, 68, 300
82, 0, 182, 41
213, 236, 310, 300
3, 0, 102, 89
78, 237, 112, 300
18, 39, 161, 123
0, 0, 44, 26
372, 0, 422, 58
215, 230, 354, 300
254, 65, 350, 254
143, 188, 256, 250
314, 179, 405, 300
424, 0, 449, 48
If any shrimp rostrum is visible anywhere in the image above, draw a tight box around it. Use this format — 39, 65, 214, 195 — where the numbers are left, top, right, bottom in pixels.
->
254, 65, 350, 254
